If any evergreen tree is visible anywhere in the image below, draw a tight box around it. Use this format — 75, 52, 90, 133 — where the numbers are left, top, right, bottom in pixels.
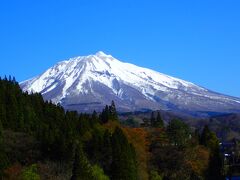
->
100, 101, 118, 123
207, 149, 223, 180
200, 125, 223, 180
155, 112, 164, 128
100, 105, 109, 124
167, 119, 190, 146
111, 127, 137, 180
71, 144, 94, 180
8, 75, 12, 82
6, 91, 19, 129
12, 76, 17, 84
3, 75, 7, 81
200, 125, 211, 146
90, 110, 98, 127
150, 112, 156, 127
0, 78, 134, 179
109, 100, 118, 121
101, 130, 112, 175
87, 133, 102, 164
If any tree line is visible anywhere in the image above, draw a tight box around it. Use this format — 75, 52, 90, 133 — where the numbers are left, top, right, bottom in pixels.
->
0, 77, 137, 179
0, 76, 225, 180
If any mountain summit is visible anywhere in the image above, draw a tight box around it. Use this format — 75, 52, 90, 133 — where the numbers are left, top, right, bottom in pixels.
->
20, 52, 240, 115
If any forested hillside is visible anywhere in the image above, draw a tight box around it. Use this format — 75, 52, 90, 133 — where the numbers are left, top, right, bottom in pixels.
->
0, 77, 137, 179
0, 77, 225, 179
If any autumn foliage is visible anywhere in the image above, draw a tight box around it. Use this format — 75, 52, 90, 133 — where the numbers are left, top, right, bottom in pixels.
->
123, 127, 150, 180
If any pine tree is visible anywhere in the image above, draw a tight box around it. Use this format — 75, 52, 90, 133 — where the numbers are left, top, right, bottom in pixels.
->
109, 100, 118, 121
87, 133, 102, 164
150, 112, 156, 127
207, 148, 223, 180
71, 144, 94, 180
100, 105, 109, 124
12, 76, 17, 84
200, 126, 223, 180
200, 125, 211, 146
155, 112, 164, 128
3, 75, 7, 81
90, 110, 98, 127
167, 119, 190, 146
111, 127, 137, 180
101, 130, 112, 175
6, 92, 19, 130
8, 75, 12, 82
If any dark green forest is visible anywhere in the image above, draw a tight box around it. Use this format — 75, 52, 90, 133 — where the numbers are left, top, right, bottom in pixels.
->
0, 77, 227, 179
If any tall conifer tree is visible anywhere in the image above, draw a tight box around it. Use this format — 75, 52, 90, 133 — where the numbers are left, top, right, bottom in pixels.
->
155, 112, 164, 128
111, 127, 137, 180
71, 144, 94, 180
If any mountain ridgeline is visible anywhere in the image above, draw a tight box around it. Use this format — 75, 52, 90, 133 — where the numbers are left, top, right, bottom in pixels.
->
20, 51, 240, 116
0, 77, 228, 179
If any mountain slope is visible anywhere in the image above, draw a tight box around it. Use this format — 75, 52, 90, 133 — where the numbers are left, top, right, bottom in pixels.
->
20, 51, 240, 114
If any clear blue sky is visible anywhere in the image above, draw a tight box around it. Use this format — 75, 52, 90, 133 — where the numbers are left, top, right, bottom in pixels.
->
0, 0, 240, 97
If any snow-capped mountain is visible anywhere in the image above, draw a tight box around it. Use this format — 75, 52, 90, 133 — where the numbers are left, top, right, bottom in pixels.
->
20, 51, 240, 115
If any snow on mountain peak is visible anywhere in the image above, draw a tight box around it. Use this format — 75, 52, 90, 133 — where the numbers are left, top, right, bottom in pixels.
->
20, 52, 240, 113
19, 52, 208, 98
21, 52, 194, 99
95, 51, 108, 57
